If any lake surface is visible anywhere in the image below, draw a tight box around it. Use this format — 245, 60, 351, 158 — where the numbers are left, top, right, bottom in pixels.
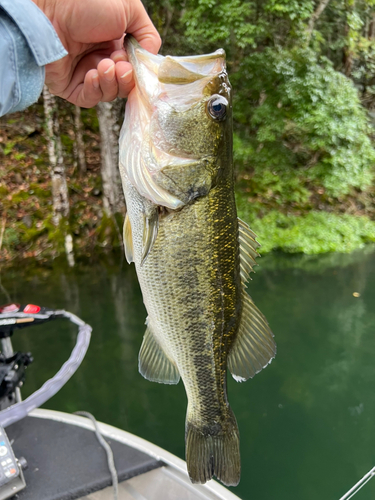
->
1, 246, 375, 500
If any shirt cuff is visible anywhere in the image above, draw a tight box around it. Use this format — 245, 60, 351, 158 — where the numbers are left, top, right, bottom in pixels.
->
0, 8, 43, 115
0, 0, 67, 65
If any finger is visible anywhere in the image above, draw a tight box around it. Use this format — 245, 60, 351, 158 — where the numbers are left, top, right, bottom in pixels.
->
124, 0, 162, 55
97, 59, 119, 102
53, 46, 120, 102
111, 49, 128, 63
115, 61, 134, 98
70, 69, 103, 108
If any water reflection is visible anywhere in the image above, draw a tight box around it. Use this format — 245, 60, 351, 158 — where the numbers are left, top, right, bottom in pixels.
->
1, 247, 375, 500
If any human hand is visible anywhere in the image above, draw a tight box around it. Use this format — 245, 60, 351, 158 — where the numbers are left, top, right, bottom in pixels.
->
32, 0, 161, 107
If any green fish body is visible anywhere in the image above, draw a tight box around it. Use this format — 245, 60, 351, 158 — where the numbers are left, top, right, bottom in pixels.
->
119, 36, 276, 487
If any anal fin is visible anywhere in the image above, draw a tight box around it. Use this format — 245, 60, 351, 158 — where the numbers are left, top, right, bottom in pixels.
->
139, 319, 180, 384
228, 293, 276, 382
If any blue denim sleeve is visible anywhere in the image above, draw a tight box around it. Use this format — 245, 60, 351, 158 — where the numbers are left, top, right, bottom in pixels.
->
0, 0, 67, 117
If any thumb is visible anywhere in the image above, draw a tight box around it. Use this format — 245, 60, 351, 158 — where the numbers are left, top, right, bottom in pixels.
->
124, 0, 161, 54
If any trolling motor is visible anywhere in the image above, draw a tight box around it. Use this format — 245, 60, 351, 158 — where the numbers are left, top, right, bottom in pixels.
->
0, 303, 92, 499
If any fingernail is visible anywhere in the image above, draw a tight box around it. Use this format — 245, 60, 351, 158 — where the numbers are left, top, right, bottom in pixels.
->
92, 74, 100, 89
120, 69, 132, 82
104, 64, 115, 82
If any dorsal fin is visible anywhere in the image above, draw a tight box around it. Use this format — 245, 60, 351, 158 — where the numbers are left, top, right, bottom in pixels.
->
139, 319, 180, 384
238, 218, 260, 284
123, 213, 134, 264
158, 57, 205, 84
228, 219, 276, 382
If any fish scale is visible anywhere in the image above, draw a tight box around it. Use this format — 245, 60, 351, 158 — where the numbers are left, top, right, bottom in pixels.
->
125, 175, 243, 485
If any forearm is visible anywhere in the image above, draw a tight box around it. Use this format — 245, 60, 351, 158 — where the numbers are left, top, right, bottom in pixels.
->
0, 0, 66, 117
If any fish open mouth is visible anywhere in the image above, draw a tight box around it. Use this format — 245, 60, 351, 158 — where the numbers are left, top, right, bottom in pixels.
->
125, 34, 226, 94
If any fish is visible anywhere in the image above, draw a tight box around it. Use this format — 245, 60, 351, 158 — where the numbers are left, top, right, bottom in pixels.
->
119, 35, 276, 487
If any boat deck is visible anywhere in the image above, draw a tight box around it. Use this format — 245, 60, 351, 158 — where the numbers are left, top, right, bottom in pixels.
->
7, 413, 162, 500
5, 409, 240, 500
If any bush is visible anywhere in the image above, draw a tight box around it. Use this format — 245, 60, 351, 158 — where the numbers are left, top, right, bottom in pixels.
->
234, 47, 375, 198
237, 208, 375, 254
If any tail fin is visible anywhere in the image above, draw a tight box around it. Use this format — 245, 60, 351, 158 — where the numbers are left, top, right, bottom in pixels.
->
185, 410, 240, 486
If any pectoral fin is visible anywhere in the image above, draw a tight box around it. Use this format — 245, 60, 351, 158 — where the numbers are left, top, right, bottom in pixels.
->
139, 319, 180, 385
123, 213, 134, 264
141, 209, 159, 265
228, 218, 276, 382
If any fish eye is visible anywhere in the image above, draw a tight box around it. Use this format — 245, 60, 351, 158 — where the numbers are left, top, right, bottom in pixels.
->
207, 95, 228, 121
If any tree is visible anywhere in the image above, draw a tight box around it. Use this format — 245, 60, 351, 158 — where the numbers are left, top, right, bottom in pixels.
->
174, 0, 375, 200
73, 106, 87, 176
96, 100, 125, 217
43, 86, 75, 266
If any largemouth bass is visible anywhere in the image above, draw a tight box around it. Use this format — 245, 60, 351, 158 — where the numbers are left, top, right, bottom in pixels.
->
119, 35, 276, 487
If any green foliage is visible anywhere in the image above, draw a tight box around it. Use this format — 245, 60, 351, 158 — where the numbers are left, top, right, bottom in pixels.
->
3, 141, 16, 156
10, 190, 30, 204
81, 108, 99, 132
257, 243, 375, 273
237, 208, 375, 254
265, 0, 313, 20
180, 0, 375, 204
95, 212, 124, 248
183, 0, 258, 49
60, 134, 75, 156
46, 218, 70, 253
234, 134, 311, 206
4, 0, 375, 263
240, 47, 375, 197
28, 183, 52, 199
13, 152, 26, 161
181, 0, 315, 51
3, 228, 19, 247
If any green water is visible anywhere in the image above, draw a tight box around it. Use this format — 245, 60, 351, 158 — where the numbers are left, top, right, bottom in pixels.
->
1, 247, 375, 500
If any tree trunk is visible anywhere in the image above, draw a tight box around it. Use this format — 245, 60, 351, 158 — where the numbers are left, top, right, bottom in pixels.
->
162, 4, 175, 43
369, 12, 375, 39
343, 17, 354, 77
96, 100, 125, 216
74, 105, 86, 176
43, 86, 75, 266
343, 0, 356, 77
306, 0, 331, 41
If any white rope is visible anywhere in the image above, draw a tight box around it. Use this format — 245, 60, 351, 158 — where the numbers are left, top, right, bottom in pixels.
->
338, 466, 375, 500
75, 411, 118, 500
